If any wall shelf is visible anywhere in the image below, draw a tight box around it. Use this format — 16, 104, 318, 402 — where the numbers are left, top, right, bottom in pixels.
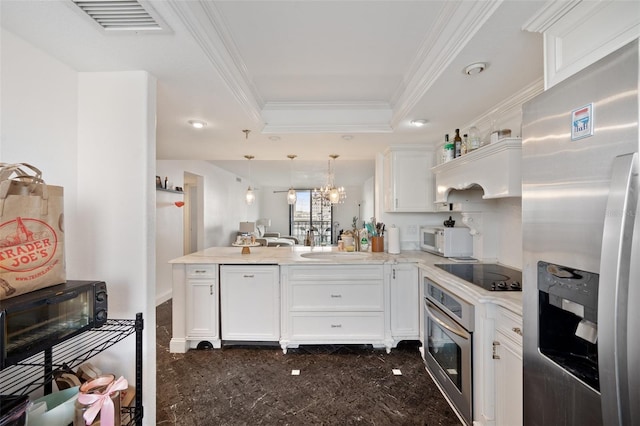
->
431, 138, 522, 202
0, 313, 144, 425
156, 188, 184, 195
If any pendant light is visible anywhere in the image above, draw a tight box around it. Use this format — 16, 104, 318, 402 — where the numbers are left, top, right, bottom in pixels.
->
287, 154, 297, 205
244, 155, 255, 205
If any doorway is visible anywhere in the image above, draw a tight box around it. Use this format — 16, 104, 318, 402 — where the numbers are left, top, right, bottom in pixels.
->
183, 172, 204, 254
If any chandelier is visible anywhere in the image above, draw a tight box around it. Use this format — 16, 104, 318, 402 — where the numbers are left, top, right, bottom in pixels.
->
313, 154, 346, 205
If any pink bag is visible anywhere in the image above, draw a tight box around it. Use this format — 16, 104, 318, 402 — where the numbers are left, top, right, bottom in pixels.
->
0, 163, 66, 299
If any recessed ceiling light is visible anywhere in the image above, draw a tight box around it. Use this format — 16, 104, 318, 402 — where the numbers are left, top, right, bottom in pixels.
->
411, 119, 428, 127
341, 135, 354, 141
464, 62, 487, 75
268, 136, 281, 141
188, 120, 206, 129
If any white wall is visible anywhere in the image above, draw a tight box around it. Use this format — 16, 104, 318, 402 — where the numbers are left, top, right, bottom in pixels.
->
155, 160, 259, 303
1, 29, 157, 423
257, 186, 291, 235
0, 29, 79, 211
155, 188, 184, 304
491, 197, 523, 269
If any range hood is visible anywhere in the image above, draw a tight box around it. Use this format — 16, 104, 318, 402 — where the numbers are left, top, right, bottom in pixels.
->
431, 138, 522, 203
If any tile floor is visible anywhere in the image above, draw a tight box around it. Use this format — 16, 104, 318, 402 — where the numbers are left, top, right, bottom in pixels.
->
156, 300, 460, 425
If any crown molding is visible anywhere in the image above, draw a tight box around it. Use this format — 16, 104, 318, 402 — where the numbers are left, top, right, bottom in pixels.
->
263, 101, 391, 111
521, 0, 582, 33
168, 0, 263, 124
170, 0, 517, 134
262, 124, 394, 134
390, 0, 503, 127
462, 77, 544, 132
262, 101, 393, 133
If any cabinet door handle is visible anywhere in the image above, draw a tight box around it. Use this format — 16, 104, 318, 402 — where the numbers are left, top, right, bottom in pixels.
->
209, 284, 213, 295
243, 274, 255, 278
330, 294, 342, 298
395, 198, 398, 208
331, 324, 342, 328
195, 270, 207, 274
512, 327, 522, 336
392, 269, 396, 279
492, 341, 501, 359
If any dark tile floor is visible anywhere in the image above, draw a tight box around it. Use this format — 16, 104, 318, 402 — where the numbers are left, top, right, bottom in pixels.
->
156, 300, 460, 425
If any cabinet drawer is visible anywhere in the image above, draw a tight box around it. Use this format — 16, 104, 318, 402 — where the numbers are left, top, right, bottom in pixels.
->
290, 312, 384, 340
290, 282, 383, 311
186, 264, 216, 279
288, 265, 384, 281
495, 307, 523, 346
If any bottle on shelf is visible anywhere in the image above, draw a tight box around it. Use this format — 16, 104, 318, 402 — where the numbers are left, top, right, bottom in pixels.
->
469, 126, 481, 151
164, 176, 168, 189
454, 129, 462, 158
444, 134, 454, 162
461, 134, 468, 155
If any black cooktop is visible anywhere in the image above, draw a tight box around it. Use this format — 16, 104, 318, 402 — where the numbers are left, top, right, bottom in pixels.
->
435, 263, 522, 291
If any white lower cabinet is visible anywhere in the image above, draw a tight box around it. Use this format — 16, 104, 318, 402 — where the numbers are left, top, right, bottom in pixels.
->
281, 265, 389, 353
185, 264, 220, 349
493, 306, 523, 426
389, 263, 419, 346
289, 312, 385, 339
220, 265, 280, 341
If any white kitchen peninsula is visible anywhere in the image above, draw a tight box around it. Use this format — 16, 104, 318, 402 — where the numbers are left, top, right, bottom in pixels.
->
169, 246, 523, 425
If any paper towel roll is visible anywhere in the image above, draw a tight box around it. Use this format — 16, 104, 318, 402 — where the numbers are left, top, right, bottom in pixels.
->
387, 226, 400, 254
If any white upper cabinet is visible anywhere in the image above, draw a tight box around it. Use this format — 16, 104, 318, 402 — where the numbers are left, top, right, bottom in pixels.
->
383, 147, 435, 212
523, 1, 640, 88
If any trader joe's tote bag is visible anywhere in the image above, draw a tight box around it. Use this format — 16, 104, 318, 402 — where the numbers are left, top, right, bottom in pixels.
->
0, 163, 66, 300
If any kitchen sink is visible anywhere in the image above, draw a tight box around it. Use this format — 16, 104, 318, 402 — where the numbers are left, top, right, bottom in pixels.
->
299, 251, 372, 260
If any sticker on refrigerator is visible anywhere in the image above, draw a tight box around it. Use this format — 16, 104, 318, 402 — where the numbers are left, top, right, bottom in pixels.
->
571, 103, 594, 140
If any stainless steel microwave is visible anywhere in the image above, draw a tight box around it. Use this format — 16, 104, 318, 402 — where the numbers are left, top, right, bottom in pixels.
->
0, 280, 107, 369
420, 226, 473, 257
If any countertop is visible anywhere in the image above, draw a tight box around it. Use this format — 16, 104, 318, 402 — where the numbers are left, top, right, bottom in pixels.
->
170, 246, 522, 315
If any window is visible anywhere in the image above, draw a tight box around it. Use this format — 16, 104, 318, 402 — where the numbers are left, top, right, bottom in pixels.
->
290, 190, 334, 245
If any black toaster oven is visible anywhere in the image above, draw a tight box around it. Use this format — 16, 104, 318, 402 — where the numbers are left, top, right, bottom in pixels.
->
0, 280, 107, 369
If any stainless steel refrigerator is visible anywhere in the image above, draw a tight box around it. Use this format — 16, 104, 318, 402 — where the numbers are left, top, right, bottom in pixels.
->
522, 39, 639, 425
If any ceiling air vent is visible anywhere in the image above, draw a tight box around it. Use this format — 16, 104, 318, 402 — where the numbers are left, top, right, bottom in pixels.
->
70, 0, 170, 33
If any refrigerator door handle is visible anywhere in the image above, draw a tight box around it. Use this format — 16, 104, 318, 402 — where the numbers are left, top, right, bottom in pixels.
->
627, 180, 640, 425
598, 152, 638, 425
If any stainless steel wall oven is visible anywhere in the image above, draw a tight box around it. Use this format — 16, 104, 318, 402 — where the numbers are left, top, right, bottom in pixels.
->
422, 277, 474, 425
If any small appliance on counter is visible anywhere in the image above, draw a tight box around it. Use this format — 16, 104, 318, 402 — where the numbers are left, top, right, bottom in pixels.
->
420, 226, 473, 258
0, 280, 107, 369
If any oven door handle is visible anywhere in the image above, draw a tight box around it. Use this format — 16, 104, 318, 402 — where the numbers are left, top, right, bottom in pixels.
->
424, 299, 469, 339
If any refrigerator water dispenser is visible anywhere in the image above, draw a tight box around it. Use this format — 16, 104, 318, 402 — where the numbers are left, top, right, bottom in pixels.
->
537, 261, 600, 391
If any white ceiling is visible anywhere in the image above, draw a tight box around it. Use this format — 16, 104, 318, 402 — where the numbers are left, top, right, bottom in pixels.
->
0, 0, 545, 187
